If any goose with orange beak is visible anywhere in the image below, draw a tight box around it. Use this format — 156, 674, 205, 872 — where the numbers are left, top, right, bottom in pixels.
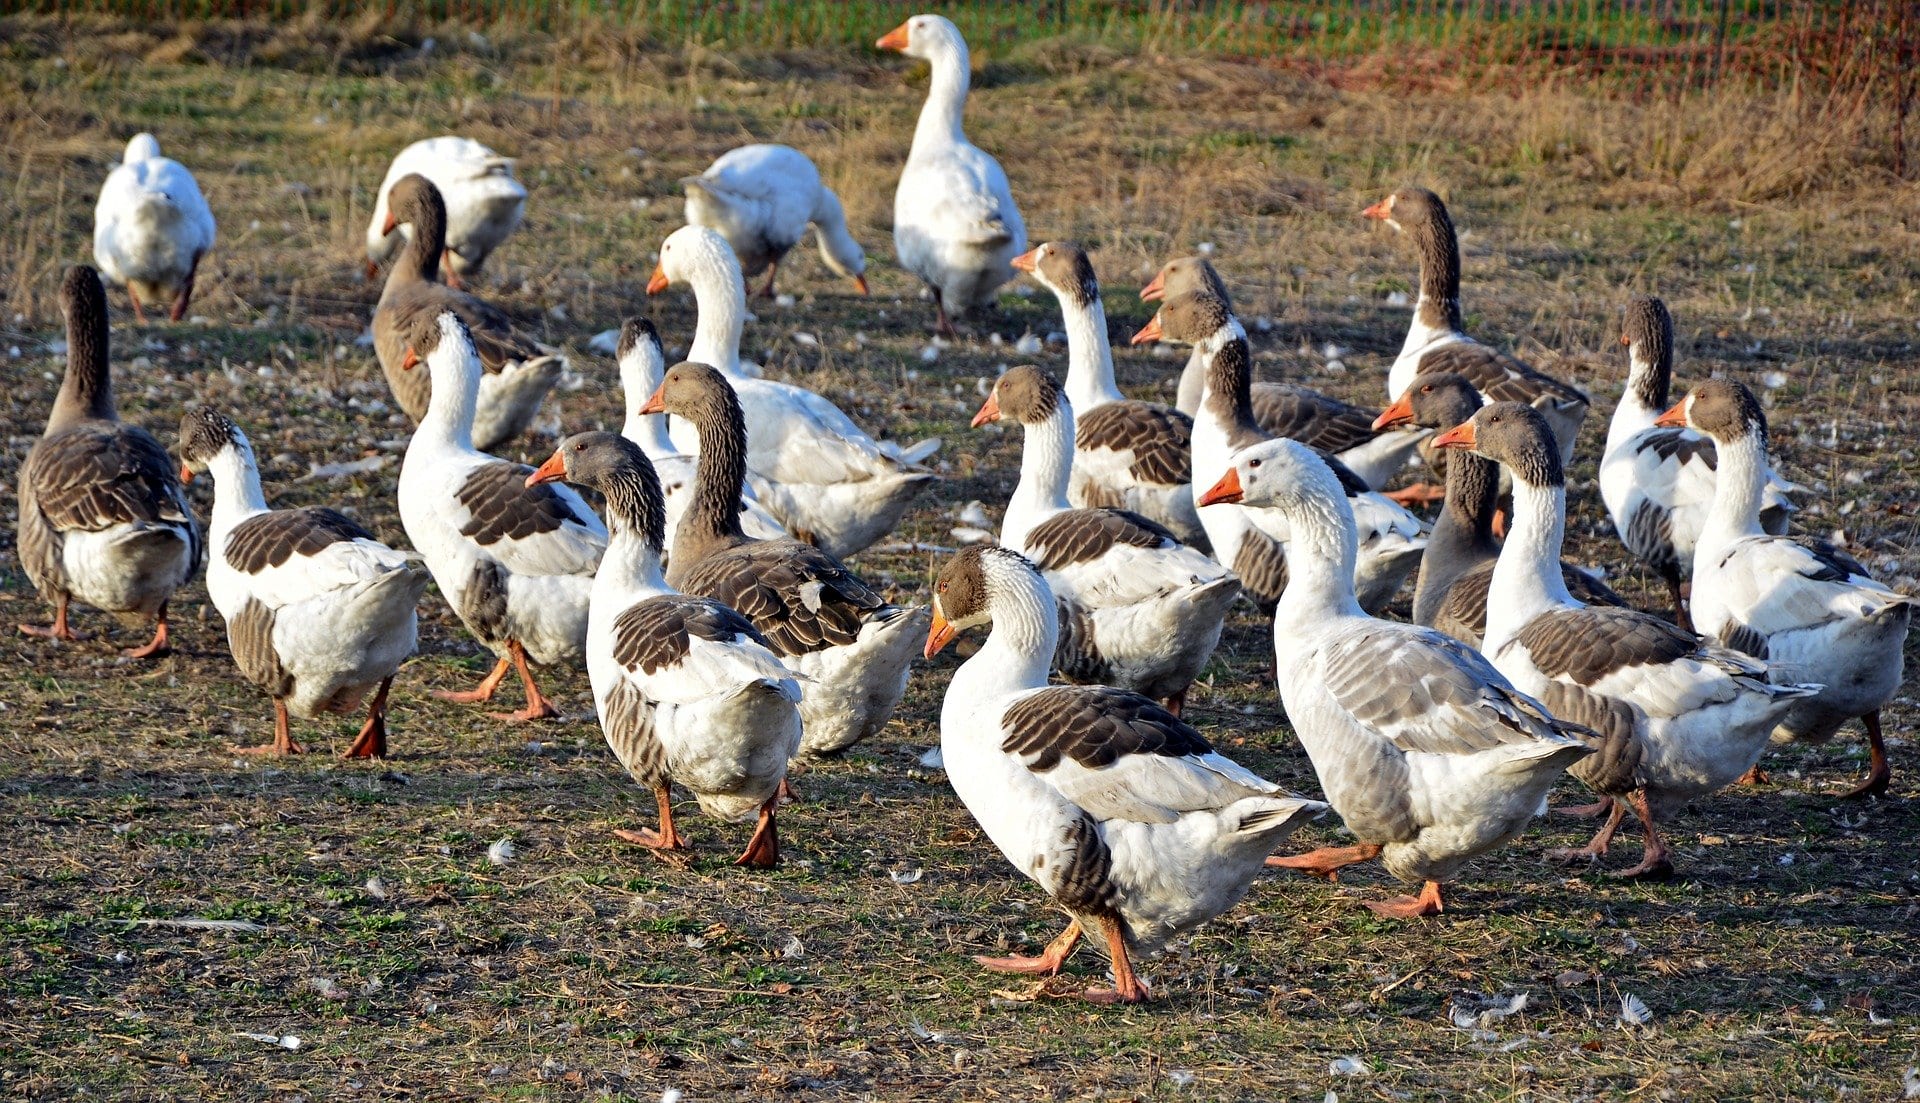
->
365, 136, 526, 290
681, 144, 869, 298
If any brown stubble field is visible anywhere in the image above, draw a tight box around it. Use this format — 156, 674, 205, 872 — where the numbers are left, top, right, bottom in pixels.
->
2, 12, 1919, 1101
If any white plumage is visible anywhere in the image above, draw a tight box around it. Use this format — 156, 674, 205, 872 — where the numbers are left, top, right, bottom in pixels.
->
366, 136, 526, 282
683, 144, 867, 296
93, 133, 216, 322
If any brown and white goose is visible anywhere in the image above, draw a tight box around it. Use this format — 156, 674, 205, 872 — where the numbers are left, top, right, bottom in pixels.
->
179, 409, 427, 757
527, 432, 802, 866
1664, 379, 1913, 798
973, 365, 1239, 712
1014, 241, 1202, 545
373, 174, 564, 452
1435, 403, 1818, 877
639, 362, 927, 757
1365, 187, 1589, 465
927, 544, 1323, 1002
1378, 372, 1626, 649
397, 311, 607, 721
16, 265, 200, 658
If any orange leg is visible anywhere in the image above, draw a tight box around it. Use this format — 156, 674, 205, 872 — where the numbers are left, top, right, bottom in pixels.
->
442, 252, 465, 290
1365, 880, 1446, 919
168, 252, 201, 323
776, 777, 801, 805
614, 785, 688, 851
931, 287, 956, 339
1163, 687, 1187, 718
1665, 576, 1692, 632
1265, 841, 1384, 881
489, 640, 559, 722
1078, 914, 1149, 1005
1549, 794, 1628, 866
1384, 482, 1446, 507
733, 794, 780, 868
127, 285, 148, 324
977, 920, 1084, 976
19, 595, 92, 642
1613, 790, 1674, 880
1736, 764, 1771, 785
755, 260, 780, 299
121, 603, 173, 660
1553, 796, 1615, 818
340, 677, 393, 759
235, 699, 306, 756
1839, 711, 1891, 800
434, 655, 512, 704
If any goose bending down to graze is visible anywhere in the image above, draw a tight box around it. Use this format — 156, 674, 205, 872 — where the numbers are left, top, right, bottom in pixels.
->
398, 311, 606, 721
179, 409, 426, 758
366, 136, 527, 287
373, 174, 564, 452
527, 433, 802, 866
614, 318, 789, 550
92, 134, 216, 324
1014, 241, 1202, 545
1601, 296, 1796, 627
683, 144, 868, 298
926, 545, 1324, 1002
16, 266, 200, 657
648, 225, 936, 558
1133, 290, 1426, 615
1662, 379, 1913, 799
640, 362, 927, 757
1141, 254, 1430, 493
973, 365, 1239, 713
1199, 439, 1593, 917
1364, 187, 1589, 464
876, 13, 1026, 336
1435, 403, 1820, 877
1378, 372, 1627, 649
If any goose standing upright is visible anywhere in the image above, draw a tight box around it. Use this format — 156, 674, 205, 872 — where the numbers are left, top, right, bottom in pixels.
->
647, 225, 936, 558
179, 409, 426, 758
527, 433, 802, 866
927, 545, 1323, 1002
1662, 379, 1912, 799
1364, 187, 1589, 464
973, 365, 1239, 712
1199, 438, 1593, 917
366, 136, 527, 287
683, 144, 869, 298
17, 266, 200, 657
373, 174, 565, 452
641, 362, 927, 757
1014, 241, 1201, 544
92, 134, 216, 323
1435, 403, 1820, 876
876, 13, 1026, 336
1600, 295, 1796, 626
398, 311, 606, 722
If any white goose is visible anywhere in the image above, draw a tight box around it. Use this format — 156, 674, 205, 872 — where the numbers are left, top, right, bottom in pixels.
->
1601, 295, 1796, 626
527, 432, 802, 866
17, 266, 200, 658
683, 144, 868, 298
1199, 438, 1593, 917
92, 133, 216, 323
877, 13, 1026, 336
1664, 379, 1913, 799
927, 544, 1323, 1003
1015, 241, 1203, 546
647, 224, 936, 558
398, 310, 607, 722
366, 136, 526, 287
974, 365, 1239, 713
179, 409, 426, 758
614, 318, 788, 549
1436, 402, 1820, 877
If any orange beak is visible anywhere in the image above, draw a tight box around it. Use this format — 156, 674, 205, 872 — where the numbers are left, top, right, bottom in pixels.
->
1654, 399, 1688, 428
923, 608, 955, 660
363, 258, 379, 281
1432, 421, 1478, 450
381, 213, 398, 237
1129, 315, 1165, 346
1010, 247, 1040, 273
638, 383, 667, 416
1139, 269, 1167, 302
852, 274, 870, 295
645, 262, 670, 296
1361, 197, 1391, 221
1373, 393, 1417, 431
876, 21, 911, 51
1198, 467, 1243, 507
1619, 332, 1632, 346
525, 450, 568, 488
970, 391, 1002, 428
401, 347, 421, 372
178, 462, 194, 485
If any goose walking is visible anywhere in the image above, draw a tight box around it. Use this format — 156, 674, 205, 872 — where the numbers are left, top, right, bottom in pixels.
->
366, 136, 527, 287
92, 134, 216, 323
683, 144, 868, 298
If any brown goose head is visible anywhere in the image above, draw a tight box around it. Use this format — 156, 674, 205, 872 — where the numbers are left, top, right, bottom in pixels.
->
1139, 254, 1231, 306
1130, 289, 1232, 347
1657, 377, 1767, 447
1433, 401, 1563, 489
176, 407, 244, 484
1011, 241, 1099, 309
926, 544, 1034, 659
972, 364, 1063, 428
1376, 372, 1482, 432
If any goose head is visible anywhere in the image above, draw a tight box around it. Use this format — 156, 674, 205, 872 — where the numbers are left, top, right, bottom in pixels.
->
1433, 402, 1563, 489
1130, 288, 1234, 348
1656, 377, 1768, 447
176, 407, 248, 485
381, 173, 446, 239
1199, 437, 1344, 512
971, 363, 1063, 429
647, 224, 737, 296
528, 431, 667, 549
1139, 253, 1229, 305
876, 12, 966, 60
122, 133, 163, 165
1010, 241, 1098, 308
637, 360, 738, 426
1375, 372, 1482, 432
925, 544, 1039, 659
1361, 186, 1447, 236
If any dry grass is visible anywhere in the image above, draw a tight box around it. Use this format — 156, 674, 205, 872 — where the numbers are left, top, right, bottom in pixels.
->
3, 13, 1920, 1101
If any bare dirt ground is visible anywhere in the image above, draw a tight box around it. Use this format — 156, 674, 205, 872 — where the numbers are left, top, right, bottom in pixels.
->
2, 14, 1918, 1101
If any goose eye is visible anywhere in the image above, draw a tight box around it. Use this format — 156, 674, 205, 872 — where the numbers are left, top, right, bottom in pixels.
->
936, 581, 947, 593
1420, 385, 1432, 394
1249, 458, 1262, 469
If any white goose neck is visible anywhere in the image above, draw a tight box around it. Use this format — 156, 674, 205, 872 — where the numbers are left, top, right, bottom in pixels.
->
417, 351, 479, 453
1608, 348, 1666, 447
684, 252, 747, 376
1272, 492, 1365, 625
810, 189, 863, 278
619, 357, 678, 460
1484, 480, 1577, 653
1003, 406, 1074, 548
593, 528, 671, 612
1058, 292, 1122, 410
911, 37, 972, 153
950, 571, 1058, 707
205, 443, 270, 534
1699, 429, 1770, 559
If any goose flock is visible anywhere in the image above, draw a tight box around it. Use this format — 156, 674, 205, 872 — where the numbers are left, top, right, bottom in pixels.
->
19, 13, 1913, 1006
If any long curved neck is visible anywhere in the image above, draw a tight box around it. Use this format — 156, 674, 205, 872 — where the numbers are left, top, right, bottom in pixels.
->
398, 200, 448, 283
619, 360, 677, 459
1200, 325, 1262, 442
1485, 477, 1576, 652
954, 574, 1059, 703
810, 189, 862, 276
1272, 491, 1366, 623
1409, 211, 1464, 343
686, 257, 747, 375
1174, 347, 1207, 415
1699, 428, 1770, 555
52, 303, 115, 431
1415, 449, 1500, 623
1004, 406, 1074, 547
207, 443, 270, 533
1058, 289, 1122, 410
594, 472, 670, 600
912, 40, 971, 152
676, 395, 751, 561
418, 355, 478, 452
